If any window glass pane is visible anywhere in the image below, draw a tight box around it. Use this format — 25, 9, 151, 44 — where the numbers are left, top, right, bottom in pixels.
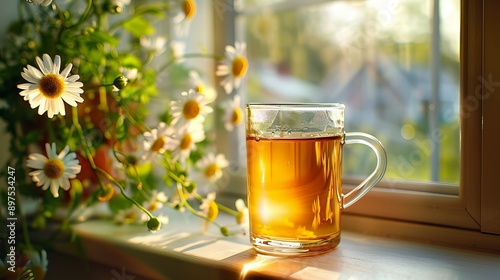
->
242, 0, 291, 9
239, 0, 460, 184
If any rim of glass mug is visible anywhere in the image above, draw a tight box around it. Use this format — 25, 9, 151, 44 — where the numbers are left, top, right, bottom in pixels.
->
245, 103, 346, 138
245, 102, 345, 110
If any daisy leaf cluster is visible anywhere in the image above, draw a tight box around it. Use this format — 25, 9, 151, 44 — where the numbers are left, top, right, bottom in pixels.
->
0, 1, 248, 277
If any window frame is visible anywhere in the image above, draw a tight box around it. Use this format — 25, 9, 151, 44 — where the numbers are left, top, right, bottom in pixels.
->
213, 0, 500, 246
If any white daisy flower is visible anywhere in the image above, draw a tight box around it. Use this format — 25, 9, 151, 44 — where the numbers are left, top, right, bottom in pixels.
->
143, 191, 168, 213
188, 70, 217, 102
120, 67, 139, 81
140, 36, 167, 55
171, 0, 197, 21
196, 153, 229, 183
169, 0, 197, 37
141, 192, 170, 227
26, 143, 82, 198
170, 40, 186, 63
27, 0, 53, 6
17, 54, 84, 118
199, 192, 218, 233
27, 249, 48, 280
216, 42, 249, 94
221, 94, 244, 131
170, 90, 213, 127
171, 122, 206, 163
142, 122, 178, 161
235, 198, 249, 227
114, 207, 144, 225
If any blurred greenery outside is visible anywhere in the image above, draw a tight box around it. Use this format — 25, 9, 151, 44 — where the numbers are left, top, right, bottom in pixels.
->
240, 0, 460, 184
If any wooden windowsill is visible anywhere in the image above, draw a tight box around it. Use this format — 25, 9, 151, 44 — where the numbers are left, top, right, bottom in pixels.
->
44, 208, 500, 280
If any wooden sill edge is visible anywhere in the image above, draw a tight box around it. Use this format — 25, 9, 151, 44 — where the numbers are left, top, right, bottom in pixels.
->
342, 213, 500, 253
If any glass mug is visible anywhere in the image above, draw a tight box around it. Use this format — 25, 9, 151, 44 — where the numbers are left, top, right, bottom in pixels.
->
245, 103, 387, 256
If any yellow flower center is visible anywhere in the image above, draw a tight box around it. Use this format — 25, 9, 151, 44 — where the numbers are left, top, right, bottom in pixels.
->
44, 158, 65, 179
207, 201, 219, 221
39, 74, 65, 99
180, 133, 192, 150
231, 107, 243, 125
148, 201, 160, 212
204, 164, 220, 179
151, 137, 166, 152
232, 56, 248, 78
195, 83, 205, 94
124, 210, 137, 223
183, 0, 196, 19
183, 100, 201, 120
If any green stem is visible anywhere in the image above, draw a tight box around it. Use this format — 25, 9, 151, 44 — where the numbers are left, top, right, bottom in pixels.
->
193, 192, 238, 217
71, 107, 103, 187
64, 125, 76, 147
118, 102, 148, 133
71, 108, 153, 220
175, 182, 222, 228
70, 0, 93, 29
108, 4, 170, 32
47, 118, 55, 143
96, 167, 153, 219
168, 171, 185, 185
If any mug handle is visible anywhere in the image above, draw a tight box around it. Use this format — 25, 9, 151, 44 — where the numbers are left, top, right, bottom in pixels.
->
342, 132, 387, 209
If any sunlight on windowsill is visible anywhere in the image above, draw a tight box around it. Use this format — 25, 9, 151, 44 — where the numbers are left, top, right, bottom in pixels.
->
46, 206, 500, 280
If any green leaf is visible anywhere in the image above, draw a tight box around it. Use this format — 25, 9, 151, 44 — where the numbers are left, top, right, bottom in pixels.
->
42, 190, 62, 218
21, 130, 43, 146
108, 193, 133, 214
68, 179, 84, 214
127, 162, 152, 178
119, 54, 142, 69
135, 4, 166, 18
115, 114, 127, 141
88, 30, 120, 46
123, 17, 155, 38
31, 214, 47, 229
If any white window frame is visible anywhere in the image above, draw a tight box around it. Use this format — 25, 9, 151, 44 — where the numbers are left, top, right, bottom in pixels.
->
212, 0, 500, 248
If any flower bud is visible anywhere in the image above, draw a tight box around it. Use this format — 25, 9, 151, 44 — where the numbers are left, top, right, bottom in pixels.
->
220, 226, 229, 236
105, 0, 124, 14
125, 155, 138, 165
174, 203, 185, 212
82, 27, 95, 36
147, 217, 161, 232
113, 75, 128, 90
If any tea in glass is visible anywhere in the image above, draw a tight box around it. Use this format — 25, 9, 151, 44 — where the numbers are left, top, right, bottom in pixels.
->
247, 135, 343, 253
245, 103, 387, 256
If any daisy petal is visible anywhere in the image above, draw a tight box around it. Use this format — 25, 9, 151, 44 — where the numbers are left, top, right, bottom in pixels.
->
17, 54, 84, 118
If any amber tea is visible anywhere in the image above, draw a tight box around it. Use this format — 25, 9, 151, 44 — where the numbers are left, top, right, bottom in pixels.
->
245, 103, 387, 256
247, 136, 343, 250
